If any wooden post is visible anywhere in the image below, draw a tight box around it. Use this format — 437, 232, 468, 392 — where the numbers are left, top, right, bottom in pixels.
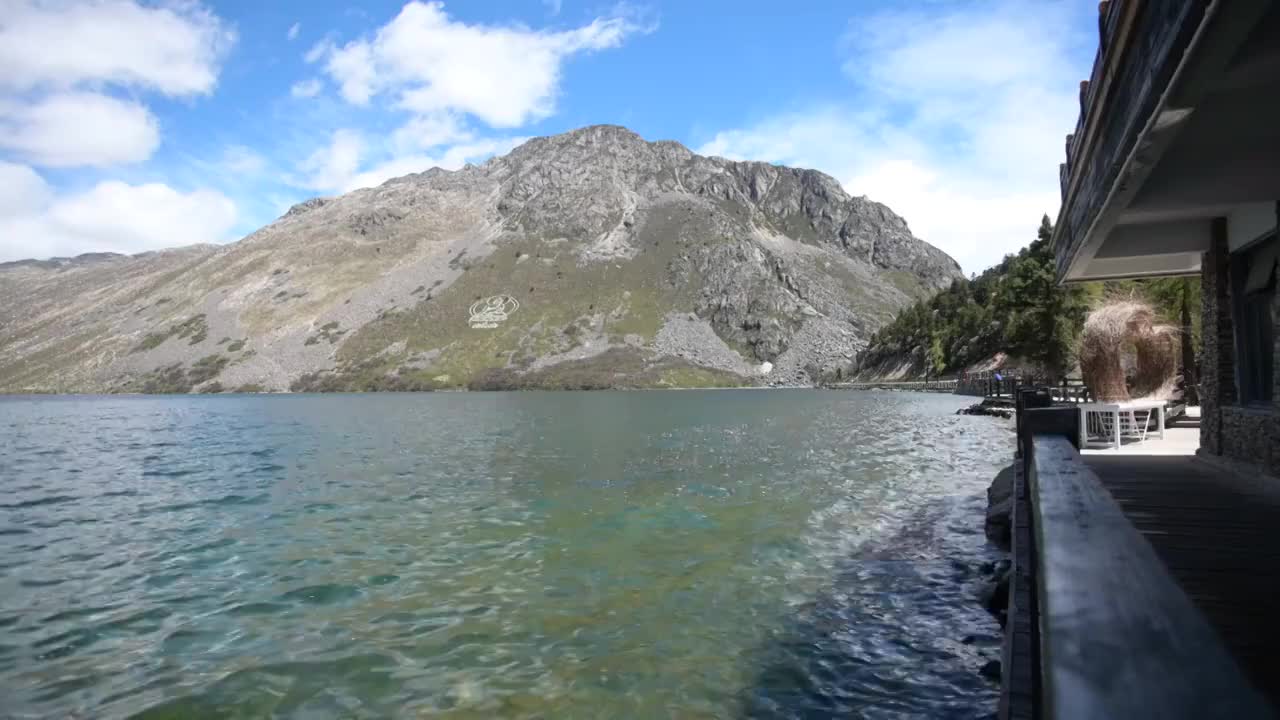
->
1018, 403, 1079, 458
1201, 219, 1234, 455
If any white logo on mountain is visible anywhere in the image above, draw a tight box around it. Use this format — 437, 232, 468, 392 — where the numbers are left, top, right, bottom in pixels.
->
468, 295, 520, 329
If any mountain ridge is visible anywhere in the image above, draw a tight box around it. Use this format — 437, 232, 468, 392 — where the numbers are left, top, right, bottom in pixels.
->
0, 124, 961, 392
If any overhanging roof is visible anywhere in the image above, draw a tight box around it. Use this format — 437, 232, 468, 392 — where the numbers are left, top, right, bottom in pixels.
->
1051, 1, 1280, 283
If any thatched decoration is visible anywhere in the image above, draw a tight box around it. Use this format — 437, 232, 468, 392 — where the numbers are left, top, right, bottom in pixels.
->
1133, 324, 1179, 399
1079, 299, 1180, 402
1080, 301, 1148, 402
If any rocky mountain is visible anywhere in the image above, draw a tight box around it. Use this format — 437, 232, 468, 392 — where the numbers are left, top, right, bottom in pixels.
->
0, 125, 962, 393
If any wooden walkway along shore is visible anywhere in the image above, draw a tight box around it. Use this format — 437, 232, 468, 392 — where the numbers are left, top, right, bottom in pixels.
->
1087, 453, 1280, 708
831, 373, 1092, 403
828, 379, 959, 392
1016, 411, 1275, 719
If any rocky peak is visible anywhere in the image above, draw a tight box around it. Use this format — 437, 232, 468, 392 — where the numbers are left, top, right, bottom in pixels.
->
485, 126, 959, 282
0, 123, 963, 393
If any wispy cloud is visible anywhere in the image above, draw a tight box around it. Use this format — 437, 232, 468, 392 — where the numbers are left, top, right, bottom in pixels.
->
292, 122, 526, 194
290, 77, 322, 98
288, 22, 301, 41
222, 145, 267, 175
297, 128, 365, 193
306, 1, 649, 126
285, 1, 648, 198
345, 136, 527, 192
699, 1, 1089, 274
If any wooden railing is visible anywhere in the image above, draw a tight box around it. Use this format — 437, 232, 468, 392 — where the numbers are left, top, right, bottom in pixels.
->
1013, 408, 1274, 719
829, 378, 958, 392
955, 373, 1092, 404
1047, 381, 1092, 404
835, 374, 1093, 403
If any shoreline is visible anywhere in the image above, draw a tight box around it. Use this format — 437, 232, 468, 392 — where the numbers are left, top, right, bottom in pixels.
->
0, 384, 866, 397
976, 464, 1017, 700
3, 379, 1014, 397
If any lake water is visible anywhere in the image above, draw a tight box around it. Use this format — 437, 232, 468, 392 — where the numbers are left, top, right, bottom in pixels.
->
1, 390, 1010, 718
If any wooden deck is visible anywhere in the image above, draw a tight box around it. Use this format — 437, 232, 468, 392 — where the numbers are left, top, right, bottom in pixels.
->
1087, 454, 1280, 709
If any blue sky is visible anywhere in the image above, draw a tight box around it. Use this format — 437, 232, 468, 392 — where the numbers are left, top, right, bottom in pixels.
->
0, 0, 1097, 272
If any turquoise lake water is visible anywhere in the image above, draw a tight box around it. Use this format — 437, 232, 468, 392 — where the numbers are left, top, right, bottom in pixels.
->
0, 390, 1010, 718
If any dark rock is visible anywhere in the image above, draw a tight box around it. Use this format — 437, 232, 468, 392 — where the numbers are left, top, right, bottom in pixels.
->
957, 402, 1013, 418
348, 208, 406, 236
984, 496, 1012, 549
961, 634, 978, 645
284, 197, 330, 217
980, 569, 1010, 617
987, 465, 1014, 506
985, 465, 1015, 550
980, 659, 1002, 682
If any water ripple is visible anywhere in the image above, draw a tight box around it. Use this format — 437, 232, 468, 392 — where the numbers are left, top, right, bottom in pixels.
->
1, 390, 1010, 718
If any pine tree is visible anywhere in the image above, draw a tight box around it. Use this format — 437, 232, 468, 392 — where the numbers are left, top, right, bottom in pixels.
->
859, 216, 1093, 380
999, 216, 1090, 378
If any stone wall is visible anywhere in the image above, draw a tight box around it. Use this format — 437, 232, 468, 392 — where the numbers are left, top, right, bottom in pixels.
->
1200, 220, 1235, 457
1218, 407, 1280, 475
1200, 207, 1280, 474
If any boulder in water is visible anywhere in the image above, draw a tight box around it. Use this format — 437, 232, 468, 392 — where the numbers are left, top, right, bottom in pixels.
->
984, 496, 1012, 549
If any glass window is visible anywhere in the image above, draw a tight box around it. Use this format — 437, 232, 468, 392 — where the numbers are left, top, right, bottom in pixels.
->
1232, 236, 1276, 405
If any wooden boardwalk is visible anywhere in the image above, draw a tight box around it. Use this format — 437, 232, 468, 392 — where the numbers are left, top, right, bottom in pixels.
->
1087, 453, 1280, 709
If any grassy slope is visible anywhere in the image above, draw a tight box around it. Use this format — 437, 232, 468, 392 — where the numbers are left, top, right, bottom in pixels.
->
299, 215, 719, 390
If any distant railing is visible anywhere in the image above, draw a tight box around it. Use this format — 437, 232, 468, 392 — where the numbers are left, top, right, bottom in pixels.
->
1048, 380, 1092, 404
835, 374, 1093, 402
830, 378, 958, 392
955, 372, 1092, 403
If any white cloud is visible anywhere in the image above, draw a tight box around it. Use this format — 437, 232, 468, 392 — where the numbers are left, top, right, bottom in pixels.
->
343, 136, 525, 192
0, 92, 159, 167
45, 182, 237, 253
390, 112, 471, 152
0, 162, 237, 262
290, 77, 322, 98
288, 22, 301, 41
0, 1, 234, 171
290, 2, 646, 200
222, 145, 267, 175
298, 129, 365, 192
304, 39, 330, 64
0, 161, 51, 216
698, 2, 1086, 274
312, 38, 375, 103
311, 1, 646, 127
293, 125, 523, 193
0, 0, 235, 96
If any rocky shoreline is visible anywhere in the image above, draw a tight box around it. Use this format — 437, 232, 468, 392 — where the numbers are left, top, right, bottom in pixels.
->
956, 399, 1014, 419
975, 464, 1015, 683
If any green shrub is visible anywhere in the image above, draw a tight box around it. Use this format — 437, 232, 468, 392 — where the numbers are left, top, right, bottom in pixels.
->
132, 314, 208, 353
